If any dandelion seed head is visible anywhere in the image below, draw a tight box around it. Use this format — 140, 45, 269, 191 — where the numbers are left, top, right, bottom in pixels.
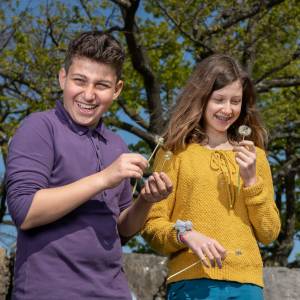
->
155, 135, 165, 145
164, 151, 173, 160
238, 125, 252, 137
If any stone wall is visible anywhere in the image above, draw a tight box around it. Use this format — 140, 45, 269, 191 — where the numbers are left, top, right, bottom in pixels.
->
0, 248, 10, 300
124, 254, 300, 300
1, 250, 299, 300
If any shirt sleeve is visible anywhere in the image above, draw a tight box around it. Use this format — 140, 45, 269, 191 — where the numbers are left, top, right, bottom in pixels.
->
6, 113, 54, 227
243, 147, 281, 245
141, 149, 186, 255
118, 141, 132, 212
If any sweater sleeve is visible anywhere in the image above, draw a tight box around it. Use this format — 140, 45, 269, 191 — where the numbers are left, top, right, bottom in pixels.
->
6, 113, 54, 227
141, 149, 186, 255
243, 148, 281, 245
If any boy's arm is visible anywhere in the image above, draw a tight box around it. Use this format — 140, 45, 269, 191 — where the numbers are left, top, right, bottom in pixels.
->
20, 153, 148, 230
6, 115, 148, 230
117, 172, 172, 238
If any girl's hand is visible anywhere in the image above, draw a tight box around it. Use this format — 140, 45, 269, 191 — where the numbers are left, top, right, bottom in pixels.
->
180, 230, 227, 269
140, 172, 173, 203
233, 140, 257, 187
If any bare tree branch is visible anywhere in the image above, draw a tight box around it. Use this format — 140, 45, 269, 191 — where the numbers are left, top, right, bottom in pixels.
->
255, 48, 300, 84
118, 98, 149, 130
256, 78, 300, 93
79, 0, 94, 23
198, 0, 284, 40
111, 0, 132, 9
107, 117, 156, 146
0, 26, 15, 52
116, 0, 164, 133
153, 0, 214, 55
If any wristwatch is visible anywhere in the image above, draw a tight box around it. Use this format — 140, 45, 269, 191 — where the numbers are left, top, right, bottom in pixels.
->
174, 219, 193, 243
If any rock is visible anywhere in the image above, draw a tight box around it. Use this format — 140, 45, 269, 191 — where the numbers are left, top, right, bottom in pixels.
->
0, 248, 10, 300
1, 250, 299, 299
123, 253, 168, 300
263, 267, 300, 300
124, 253, 300, 300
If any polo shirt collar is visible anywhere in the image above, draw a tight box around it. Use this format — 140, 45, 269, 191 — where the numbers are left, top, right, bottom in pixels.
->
55, 100, 108, 141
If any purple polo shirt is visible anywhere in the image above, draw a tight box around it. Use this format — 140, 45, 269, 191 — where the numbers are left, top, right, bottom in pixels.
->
6, 100, 132, 299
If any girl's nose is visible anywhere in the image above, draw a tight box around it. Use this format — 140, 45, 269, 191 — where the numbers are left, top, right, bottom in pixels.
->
222, 101, 233, 114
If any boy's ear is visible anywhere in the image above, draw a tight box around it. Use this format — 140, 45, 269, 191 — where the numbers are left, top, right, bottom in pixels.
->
113, 80, 124, 100
58, 68, 67, 90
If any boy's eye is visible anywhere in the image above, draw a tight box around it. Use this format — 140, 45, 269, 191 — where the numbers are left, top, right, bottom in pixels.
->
74, 78, 85, 85
96, 83, 110, 89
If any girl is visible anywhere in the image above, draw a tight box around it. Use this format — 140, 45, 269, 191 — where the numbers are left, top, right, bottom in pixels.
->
142, 54, 281, 300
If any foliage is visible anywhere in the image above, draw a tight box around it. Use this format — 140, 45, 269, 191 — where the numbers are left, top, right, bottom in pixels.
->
0, 0, 299, 265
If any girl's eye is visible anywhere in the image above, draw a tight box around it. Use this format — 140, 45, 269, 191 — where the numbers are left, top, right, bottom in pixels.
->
231, 99, 242, 105
214, 98, 223, 103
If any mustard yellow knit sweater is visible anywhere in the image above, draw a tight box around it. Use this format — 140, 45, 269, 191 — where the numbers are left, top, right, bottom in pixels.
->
141, 143, 281, 287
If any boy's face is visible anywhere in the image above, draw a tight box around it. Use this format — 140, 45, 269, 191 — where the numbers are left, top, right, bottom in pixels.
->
59, 57, 123, 128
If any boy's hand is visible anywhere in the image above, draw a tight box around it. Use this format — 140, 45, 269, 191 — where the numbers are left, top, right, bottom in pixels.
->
233, 140, 257, 187
140, 172, 173, 203
101, 153, 148, 189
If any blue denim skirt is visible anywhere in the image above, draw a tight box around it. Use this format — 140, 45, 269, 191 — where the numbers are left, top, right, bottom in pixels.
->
167, 278, 264, 300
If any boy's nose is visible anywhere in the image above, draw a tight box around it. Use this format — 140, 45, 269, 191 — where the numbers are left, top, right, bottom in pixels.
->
84, 86, 96, 101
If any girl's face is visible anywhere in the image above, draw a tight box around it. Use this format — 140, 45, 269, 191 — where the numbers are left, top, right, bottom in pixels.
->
204, 80, 243, 137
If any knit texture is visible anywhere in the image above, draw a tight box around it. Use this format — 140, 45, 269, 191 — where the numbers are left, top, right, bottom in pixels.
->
141, 143, 281, 287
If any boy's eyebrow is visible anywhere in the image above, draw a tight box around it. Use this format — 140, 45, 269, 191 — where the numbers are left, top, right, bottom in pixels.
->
71, 73, 113, 84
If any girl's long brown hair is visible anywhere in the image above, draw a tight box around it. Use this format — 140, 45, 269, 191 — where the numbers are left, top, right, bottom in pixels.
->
163, 54, 267, 152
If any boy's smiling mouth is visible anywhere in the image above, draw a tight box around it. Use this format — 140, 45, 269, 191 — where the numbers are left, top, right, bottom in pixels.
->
76, 101, 98, 111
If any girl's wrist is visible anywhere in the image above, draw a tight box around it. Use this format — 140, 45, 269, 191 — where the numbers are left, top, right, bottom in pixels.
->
244, 177, 257, 187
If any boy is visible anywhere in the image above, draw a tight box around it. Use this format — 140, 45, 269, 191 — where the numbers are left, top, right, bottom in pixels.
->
6, 31, 172, 299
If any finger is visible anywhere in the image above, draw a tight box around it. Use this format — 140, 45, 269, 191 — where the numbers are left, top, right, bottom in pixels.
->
148, 175, 160, 198
202, 244, 215, 268
214, 242, 227, 260
144, 179, 151, 195
151, 173, 171, 199
209, 244, 222, 269
239, 140, 255, 147
234, 145, 256, 157
128, 165, 144, 178
152, 172, 165, 191
127, 154, 148, 170
159, 172, 173, 192
196, 248, 210, 268
235, 151, 255, 164
236, 141, 256, 152
235, 157, 251, 169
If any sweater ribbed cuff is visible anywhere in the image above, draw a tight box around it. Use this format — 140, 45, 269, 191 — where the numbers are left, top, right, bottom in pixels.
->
171, 225, 188, 250
243, 176, 265, 205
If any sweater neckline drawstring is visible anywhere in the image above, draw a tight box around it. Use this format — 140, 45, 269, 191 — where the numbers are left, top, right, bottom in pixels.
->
210, 151, 237, 209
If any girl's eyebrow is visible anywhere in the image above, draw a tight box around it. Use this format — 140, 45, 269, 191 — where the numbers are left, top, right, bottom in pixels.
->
213, 93, 242, 99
